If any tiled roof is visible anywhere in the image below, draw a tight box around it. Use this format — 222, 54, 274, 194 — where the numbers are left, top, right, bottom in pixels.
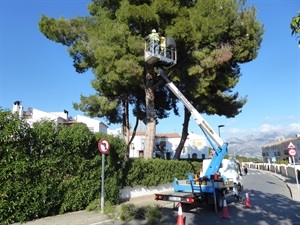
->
130, 131, 180, 138
155, 133, 180, 138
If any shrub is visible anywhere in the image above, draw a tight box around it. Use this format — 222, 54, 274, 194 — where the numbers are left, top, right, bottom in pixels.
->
119, 203, 162, 224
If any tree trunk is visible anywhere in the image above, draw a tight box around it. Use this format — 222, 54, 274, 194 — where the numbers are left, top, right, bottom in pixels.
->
122, 98, 130, 159
144, 71, 156, 159
173, 108, 191, 159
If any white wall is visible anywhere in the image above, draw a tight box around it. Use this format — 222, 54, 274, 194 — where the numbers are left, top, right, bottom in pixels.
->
181, 132, 209, 159
129, 132, 209, 159
75, 114, 108, 134
129, 135, 145, 158
11, 102, 108, 134
25, 108, 65, 127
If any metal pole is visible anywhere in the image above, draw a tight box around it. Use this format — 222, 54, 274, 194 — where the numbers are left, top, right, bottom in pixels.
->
218, 125, 224, 137
101, 153, 105, 213
293, 156, 299, 189
234, 145, 236, 158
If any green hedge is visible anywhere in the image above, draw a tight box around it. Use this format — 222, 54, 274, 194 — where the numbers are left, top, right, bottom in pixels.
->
125, 158, 201, 187
0, 110, 201, 225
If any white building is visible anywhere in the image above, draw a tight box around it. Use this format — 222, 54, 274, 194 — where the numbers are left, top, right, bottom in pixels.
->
11, 101, 108, 134
74, 114, 108, 133
129, 131, 209, 159
262, 135, 300, 163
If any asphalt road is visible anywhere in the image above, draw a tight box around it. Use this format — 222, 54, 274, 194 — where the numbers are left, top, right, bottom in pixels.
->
10, 168, 300, 225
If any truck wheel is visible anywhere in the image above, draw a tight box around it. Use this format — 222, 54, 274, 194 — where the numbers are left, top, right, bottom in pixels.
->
181, 203, 191, 212
234, 194, 243, 203
216, 194, 223, 209
172, 202, 190, 212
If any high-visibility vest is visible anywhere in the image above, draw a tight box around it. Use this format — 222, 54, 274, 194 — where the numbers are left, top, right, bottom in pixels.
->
160, 37, 166, 50
149, 32, 159, 42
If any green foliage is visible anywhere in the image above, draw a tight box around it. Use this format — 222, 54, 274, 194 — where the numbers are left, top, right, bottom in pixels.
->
120, 203, 137, 222
0, 109, 203, 224
125, 158, 201, 187
275, 159, 289, 165
141, 204, 162, 225
291, 12, 300, 46
2, 109, 257, 224
38, 1, 264, 153
233, 155, 263, 163
0, 110, 127, 224
119, 203, 162, 224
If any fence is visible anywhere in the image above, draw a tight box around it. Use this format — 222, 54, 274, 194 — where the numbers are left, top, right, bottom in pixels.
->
243, 162, 300, 179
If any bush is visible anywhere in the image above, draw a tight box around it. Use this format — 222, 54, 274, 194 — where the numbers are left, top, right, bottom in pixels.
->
0, 109, 202, 224
119, 204, 137, 222
119, 203, 162, 224
125, 158, 202, 187
0, 110, 128, 224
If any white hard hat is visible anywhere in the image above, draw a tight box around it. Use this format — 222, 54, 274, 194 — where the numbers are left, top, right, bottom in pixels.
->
152, 29, 156, 33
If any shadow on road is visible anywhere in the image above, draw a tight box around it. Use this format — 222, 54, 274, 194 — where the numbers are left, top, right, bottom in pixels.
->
121, 190, 300, 225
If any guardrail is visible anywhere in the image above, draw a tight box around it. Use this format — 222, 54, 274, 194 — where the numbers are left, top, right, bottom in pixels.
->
243, 162, 300, 179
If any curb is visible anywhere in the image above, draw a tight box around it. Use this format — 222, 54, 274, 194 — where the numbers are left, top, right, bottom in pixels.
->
271, 173, 294, 199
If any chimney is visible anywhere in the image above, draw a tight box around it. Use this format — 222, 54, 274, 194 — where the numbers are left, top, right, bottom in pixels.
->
19, 105, 24, 117
63, 109, 69, 120
12, 101, 20, 114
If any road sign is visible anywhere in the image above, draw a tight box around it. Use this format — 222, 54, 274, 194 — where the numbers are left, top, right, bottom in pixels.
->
288, 148, 297, 157
271, 157, 276, 163
98, 138, 110, 154
287, 142, 297, 156
288, 142, 296, 149
98, 138, 111, 214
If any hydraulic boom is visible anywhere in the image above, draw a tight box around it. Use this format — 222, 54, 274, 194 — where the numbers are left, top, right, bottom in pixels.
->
157, 68, 228, 178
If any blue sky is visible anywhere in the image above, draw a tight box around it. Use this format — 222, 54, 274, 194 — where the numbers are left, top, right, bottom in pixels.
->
1, 0, 299, 141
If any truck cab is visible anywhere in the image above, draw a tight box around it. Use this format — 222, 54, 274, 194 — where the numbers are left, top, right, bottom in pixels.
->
203, 158, 243, 191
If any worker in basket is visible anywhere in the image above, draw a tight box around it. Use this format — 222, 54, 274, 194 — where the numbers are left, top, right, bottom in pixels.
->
160, 36, 166, 56
146, 29, 160, 55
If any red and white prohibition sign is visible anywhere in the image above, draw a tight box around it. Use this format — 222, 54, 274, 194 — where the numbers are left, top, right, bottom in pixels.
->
98, 138, 110, 154
288, 142, 297, 157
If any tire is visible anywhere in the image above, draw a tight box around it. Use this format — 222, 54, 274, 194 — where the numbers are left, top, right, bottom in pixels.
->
216, 193, 224, 209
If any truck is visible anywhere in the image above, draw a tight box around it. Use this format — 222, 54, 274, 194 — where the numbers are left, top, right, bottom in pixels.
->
144, 37, 243, 212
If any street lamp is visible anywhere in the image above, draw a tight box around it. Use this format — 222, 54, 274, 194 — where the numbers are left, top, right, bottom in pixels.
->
218, 125, 225, 137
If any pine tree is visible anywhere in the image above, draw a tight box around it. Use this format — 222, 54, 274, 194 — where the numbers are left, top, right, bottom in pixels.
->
39, 0, 263, 159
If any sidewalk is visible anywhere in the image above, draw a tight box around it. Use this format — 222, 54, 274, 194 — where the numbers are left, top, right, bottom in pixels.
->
10, 192, 173, 225
267, 170, 300, 201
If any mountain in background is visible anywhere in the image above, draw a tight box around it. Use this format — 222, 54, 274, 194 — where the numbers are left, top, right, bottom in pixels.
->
225, 131, 298, 159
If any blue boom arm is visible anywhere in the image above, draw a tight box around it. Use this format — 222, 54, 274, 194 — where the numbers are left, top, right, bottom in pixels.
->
157, 68, 228, 177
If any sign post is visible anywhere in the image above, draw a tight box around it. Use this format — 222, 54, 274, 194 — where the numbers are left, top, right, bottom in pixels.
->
98, 138, 110, 213
288, 142, 299, 189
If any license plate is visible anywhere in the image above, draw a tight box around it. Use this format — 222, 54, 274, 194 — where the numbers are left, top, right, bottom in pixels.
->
168, 196, 181, 201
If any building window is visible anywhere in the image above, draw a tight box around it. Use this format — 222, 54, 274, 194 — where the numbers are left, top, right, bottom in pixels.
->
141, 139, 145, 150
196, 141, 203, 147
130, 143, 135, 150
139, 151, 144, 158
166, 152, 171, 160
192, 153, 198, 159
160, 141, 166, 148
